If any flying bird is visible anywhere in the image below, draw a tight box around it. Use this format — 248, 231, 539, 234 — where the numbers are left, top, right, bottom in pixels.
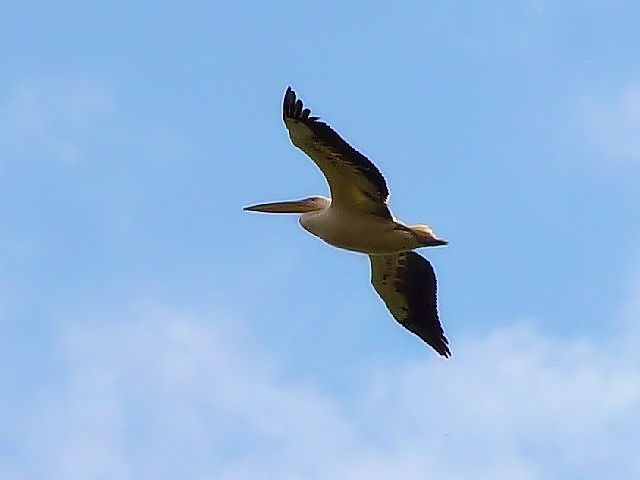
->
244, 87, 450, 357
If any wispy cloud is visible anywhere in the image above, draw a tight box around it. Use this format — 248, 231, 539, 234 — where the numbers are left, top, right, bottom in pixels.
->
574, 83, 640, 165
4, 270, 640, 480
0, 75, 115, 166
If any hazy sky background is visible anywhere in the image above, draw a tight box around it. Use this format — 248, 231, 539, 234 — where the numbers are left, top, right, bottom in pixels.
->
2, 2, 640, 479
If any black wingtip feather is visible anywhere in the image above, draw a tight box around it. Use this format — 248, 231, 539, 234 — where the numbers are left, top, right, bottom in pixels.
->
282, 86, 390, 203
403, 252, 451, 358
283, 86, 295, 120
284, 86, 311, 123
284, 86, 321, 124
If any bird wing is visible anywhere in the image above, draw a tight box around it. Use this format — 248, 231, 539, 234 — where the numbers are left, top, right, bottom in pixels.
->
369, 251, 450, 357
283, 87, 391, 217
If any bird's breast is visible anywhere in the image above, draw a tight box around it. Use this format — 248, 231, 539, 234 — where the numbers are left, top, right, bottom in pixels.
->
299, 209, 417, 254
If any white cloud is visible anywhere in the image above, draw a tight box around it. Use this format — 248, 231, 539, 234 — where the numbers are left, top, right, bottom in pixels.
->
4, 264, 640, 480
575, 84, 640, 164
0, 75, 190, 173
3, 306, 639, 480
0, 76, 114, 165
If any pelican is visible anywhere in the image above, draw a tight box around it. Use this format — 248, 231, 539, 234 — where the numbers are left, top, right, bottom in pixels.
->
245, 87, 450, 357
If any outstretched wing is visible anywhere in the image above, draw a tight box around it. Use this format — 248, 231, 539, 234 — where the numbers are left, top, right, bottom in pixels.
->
283, 87, 391, 217
369, 251, 450, 357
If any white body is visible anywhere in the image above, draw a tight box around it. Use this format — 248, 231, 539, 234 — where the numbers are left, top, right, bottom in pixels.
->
299, 206, 419, 254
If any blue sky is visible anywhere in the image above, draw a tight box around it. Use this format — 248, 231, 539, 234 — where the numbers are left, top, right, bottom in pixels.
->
2, 1, 640, 478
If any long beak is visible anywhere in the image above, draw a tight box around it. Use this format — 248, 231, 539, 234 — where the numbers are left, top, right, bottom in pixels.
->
243, 199, 314, 214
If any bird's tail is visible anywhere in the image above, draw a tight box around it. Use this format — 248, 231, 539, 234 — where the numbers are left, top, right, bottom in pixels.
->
411, 225, 448, 247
